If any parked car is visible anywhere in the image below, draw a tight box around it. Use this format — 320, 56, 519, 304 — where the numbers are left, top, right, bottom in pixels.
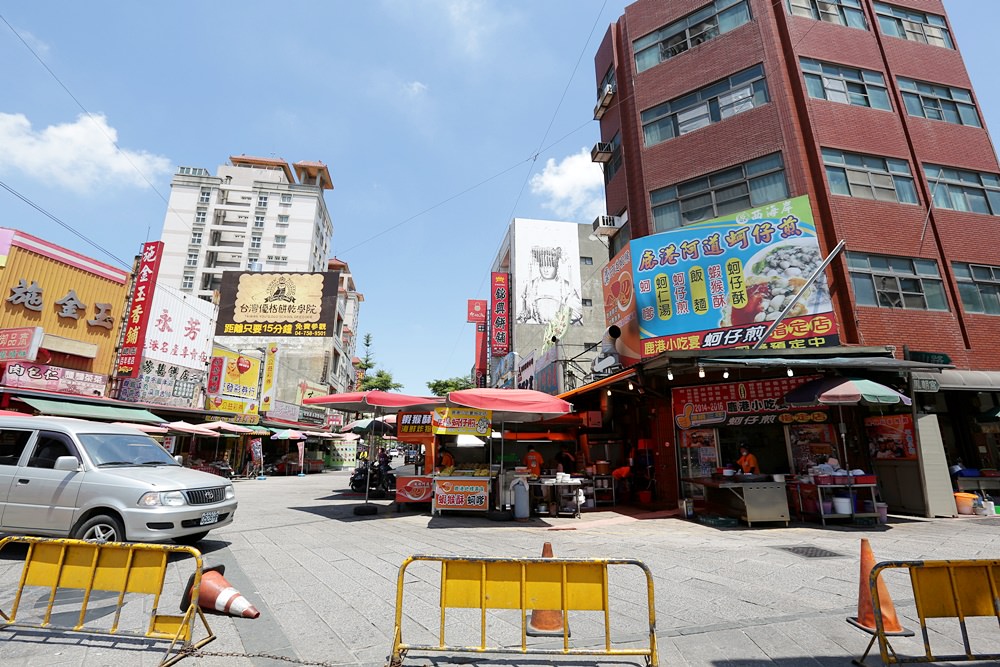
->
0, 416, 237, 545
404, 448, 423, 466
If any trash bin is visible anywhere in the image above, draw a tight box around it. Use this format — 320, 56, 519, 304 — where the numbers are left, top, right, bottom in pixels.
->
954, 492, 978, 515
510, 477, 529, 520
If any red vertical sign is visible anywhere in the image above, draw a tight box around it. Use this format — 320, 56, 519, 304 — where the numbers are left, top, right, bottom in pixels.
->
116, 241, 164, 377
490, 273, 510, 357
206, 356, 225, 393
474, 322, 487, 387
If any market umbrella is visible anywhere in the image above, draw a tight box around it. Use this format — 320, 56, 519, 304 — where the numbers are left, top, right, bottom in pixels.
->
445, 388, 574, 505
196, 421, 258, 434
302, 390, 443, 413
342, 417, 395, 436
784, 377, 912, 407
783, 376, 911, 471
165, 421, 220, 437
111, 421, 170, 434
270, 428, 306, 440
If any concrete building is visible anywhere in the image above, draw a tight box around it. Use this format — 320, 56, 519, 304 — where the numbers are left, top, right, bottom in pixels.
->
328, 257, 363, 393
490, 218, 609, 394
583, 0, 1000, 513
158, 155, 333, 299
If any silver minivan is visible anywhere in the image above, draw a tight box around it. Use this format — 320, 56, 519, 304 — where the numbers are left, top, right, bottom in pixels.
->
0, 416, 237, 544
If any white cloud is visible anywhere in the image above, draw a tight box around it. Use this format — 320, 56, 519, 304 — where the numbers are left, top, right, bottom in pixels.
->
529, 148, 606, 222
404, 81, 428, 96
445, 0, 495, 56
0, 113, 171, 192
16, 29, 51, 59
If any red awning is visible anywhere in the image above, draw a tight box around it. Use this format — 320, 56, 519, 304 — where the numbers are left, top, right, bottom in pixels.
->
446, 388, 572, 423
301, 390, 442, 413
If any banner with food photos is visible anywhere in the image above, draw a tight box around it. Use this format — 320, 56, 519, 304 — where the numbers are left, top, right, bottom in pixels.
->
630, 195, 839, 357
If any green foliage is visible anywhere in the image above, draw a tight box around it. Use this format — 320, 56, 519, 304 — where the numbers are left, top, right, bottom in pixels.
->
426, 376, 473, 396
361, 369, 402, 391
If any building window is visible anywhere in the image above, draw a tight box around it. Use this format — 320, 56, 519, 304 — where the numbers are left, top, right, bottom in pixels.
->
250, 235, 262, 250
181, 273, 194, 290
801, 58, 890, 110
582, 298, 593, 307
788, 0, 866, 28
254, 215, 265, 228
898, 78, 981, 127
199, 188, 211, 204
580, 256, 594, 265
634, 0, 751, 73
651, 153, 788, 231
195, 210, 206, 224
190, 231, 202, 245
822, 149, 918, 204
874, 2, 952, 48
925, 165, 1000, 216
257, 193, 268, 208
186, 253, 198, 267
275, 235, 287, 246
848, 252, 947, 310
598, 66, 616, 99
604, 132, 623, 183
280, 193, 292, 205
954, 263, 1000, 315
642, 64, 769, 146
278, 214, 289, 225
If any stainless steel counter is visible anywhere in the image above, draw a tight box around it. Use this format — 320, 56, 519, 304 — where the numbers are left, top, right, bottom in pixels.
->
683, 477, 790, 527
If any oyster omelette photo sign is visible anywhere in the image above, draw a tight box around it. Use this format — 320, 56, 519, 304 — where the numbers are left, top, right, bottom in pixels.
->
630, 195, 839, 358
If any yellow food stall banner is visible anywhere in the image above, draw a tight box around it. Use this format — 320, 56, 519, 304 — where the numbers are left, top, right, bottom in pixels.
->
433, 478, 490, 511
431, 407, 492, 435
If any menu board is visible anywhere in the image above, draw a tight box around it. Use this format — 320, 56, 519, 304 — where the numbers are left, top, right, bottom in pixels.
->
788, 423, 837, 474
866, 415, 917, 461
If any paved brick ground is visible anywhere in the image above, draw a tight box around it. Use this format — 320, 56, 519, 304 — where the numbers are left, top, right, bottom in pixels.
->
1, 464, 999, 667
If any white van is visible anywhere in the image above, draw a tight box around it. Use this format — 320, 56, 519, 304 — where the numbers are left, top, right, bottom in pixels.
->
0, 416, 237, 544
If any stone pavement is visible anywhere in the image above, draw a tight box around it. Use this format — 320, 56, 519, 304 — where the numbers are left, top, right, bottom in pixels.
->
1, 465, 999, 667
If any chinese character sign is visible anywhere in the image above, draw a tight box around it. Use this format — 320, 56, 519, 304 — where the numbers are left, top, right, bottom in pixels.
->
490, 272, 510, 357
117, 241, 164, 378
672, 376, 827, 430
215, 271, 339, 337
467, 299, 487, 323
143, 283, 215, 372
631, 196, 838, 357
0, 327, 44, 361
431, 408, 492, 435
3, 361, 107, 396
433, 478, 490, 511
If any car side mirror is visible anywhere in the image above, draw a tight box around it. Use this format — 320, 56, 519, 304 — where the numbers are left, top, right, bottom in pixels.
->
174, 455, 184, 465
54, 455, 80, 472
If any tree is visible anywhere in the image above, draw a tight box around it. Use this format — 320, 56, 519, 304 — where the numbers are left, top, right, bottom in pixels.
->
426, 376, 473, 396
355, 335, 403, 391
362, 369, 403, 392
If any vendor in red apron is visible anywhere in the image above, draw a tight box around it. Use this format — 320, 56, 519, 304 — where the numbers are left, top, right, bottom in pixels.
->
737, 444, 760, 474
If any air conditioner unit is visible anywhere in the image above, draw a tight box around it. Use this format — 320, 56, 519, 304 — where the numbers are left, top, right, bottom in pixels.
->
593, 84, 615, 120
591, 142, 613, 163
592, 215, 624, 237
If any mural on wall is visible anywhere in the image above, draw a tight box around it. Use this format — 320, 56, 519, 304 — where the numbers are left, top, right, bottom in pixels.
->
513, 219, 583, 340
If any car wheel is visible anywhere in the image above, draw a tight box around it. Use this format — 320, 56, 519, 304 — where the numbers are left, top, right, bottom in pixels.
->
73, 514, 125, 543
173, 531, 209, 546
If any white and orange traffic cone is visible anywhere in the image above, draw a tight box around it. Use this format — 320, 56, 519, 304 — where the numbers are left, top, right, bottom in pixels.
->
848, 539, 906, 635
182, 564, 260, 619
526, 542, 569, 637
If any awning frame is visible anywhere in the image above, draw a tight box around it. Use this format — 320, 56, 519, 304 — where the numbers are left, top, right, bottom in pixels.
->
15, 397, 166, 424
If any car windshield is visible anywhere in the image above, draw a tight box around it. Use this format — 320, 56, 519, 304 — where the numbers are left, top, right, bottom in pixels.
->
77, 433, 179, 467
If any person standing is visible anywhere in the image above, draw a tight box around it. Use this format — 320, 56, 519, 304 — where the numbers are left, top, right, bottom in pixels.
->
554, 444, 577, 473
737, 443, 760, 474
523, 445, 545, 477
437, 444, 455, 470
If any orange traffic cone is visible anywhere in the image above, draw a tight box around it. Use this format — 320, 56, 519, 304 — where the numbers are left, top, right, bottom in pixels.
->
526, 542, 568, 637
850, 539, 903, 633
181, 564, 260, 619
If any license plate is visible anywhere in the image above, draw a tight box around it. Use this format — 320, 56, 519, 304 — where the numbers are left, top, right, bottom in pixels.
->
199, 511, 219, 526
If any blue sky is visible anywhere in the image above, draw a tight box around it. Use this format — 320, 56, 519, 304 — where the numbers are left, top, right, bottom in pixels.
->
0, 1, 996, 396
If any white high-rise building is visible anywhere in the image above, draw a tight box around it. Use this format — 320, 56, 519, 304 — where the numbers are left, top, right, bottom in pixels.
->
158, 155, 333, 299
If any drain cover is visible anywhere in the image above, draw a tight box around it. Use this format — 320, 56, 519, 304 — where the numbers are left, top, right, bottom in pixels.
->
774, 545, 844, 559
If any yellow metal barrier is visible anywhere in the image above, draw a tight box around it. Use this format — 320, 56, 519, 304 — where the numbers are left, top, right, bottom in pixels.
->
0, 536, 216, 666
851, 558, 1000, 666
386, 554, 658, 667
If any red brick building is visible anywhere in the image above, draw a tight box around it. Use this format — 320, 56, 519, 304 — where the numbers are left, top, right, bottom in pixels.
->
586, 0, 1000, 512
